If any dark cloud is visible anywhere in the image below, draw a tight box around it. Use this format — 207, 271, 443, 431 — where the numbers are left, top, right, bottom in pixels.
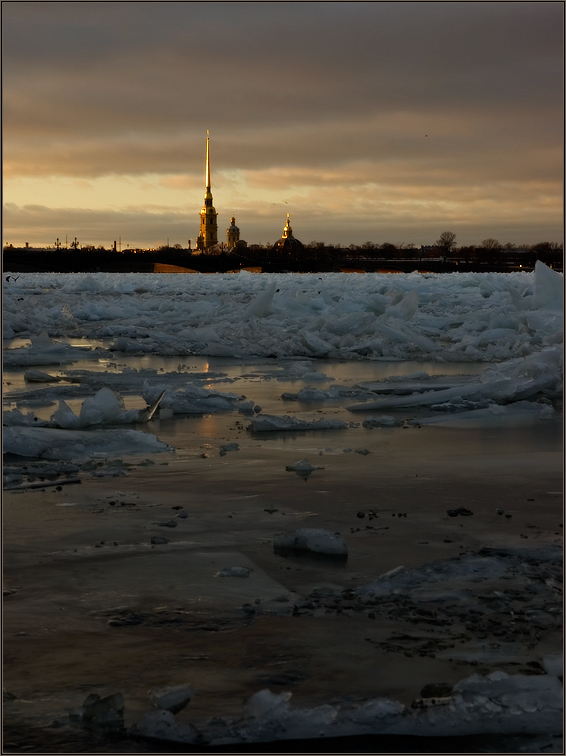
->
2, 2, 563, 245
4, 2, 561, 141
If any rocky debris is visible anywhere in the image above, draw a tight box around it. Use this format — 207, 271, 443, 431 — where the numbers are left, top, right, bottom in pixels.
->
148, 684, 194, 714
150, 536, 169, 545
411, 695, 452, 709
412, 684, 454, 709
447, 507, 474, 517
107, 612, 149, 627
3, 689, 17, 701
356, 509, 379, 521
176, 510, 188, 519
354, 448, 370, 455
239, 547, 562, 666
4, 476, 82, 491
217, 567, 251, 578
2, 458, 138, 490
274, 528, 347, 559
195, 666, 563, 743
102, 607, 243, 632
69, 692, 124, 733
153, 520, 178, 528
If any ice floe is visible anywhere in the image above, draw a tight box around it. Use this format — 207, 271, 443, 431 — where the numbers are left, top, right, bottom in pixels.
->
3, 262, 562, 364
347, 346, 562, 412
142, 381, 245, 415
249, 415, 348, 432
128, 666, 562, 745
3, 426, 171, 459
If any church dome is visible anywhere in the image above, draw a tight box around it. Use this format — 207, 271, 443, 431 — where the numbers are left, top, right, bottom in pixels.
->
272, 214, 303, 253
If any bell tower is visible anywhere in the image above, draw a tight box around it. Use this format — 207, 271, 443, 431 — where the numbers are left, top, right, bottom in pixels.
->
196, 131, 218, 251
226, 215, 240, 248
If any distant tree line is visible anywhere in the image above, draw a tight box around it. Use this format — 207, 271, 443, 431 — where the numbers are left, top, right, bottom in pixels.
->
4, 232, 562, 270
224, 233, 563, 268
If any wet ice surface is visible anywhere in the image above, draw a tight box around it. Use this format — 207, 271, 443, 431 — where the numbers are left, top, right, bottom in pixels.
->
2, 267, 563, 750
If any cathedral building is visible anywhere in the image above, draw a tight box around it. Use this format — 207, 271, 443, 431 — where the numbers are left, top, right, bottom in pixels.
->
272, 213, 303, 253
195, 131, 218, 252
195, 132, 298, 255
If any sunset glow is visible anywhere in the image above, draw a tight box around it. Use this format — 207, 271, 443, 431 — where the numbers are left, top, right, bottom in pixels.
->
3, 2, 563, 249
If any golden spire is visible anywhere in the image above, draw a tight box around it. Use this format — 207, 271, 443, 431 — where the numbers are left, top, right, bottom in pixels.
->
205, 130, 211, 196
282, 212, 293, 239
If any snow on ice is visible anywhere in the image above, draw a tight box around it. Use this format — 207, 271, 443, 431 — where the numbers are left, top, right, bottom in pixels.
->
3, 426, 171, 460
3, 263, 562, 465
127, 667, 563, 745
3, 262, 562, 363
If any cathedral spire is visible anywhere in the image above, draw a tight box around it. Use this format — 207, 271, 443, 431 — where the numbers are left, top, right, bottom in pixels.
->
197, 130, 218, 251
205, 129, 211, 195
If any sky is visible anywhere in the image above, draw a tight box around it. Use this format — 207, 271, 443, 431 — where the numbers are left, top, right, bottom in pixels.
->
2, 1, 563, 249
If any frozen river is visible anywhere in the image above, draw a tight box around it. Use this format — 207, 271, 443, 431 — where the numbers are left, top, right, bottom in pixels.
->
3, 266, 563, 751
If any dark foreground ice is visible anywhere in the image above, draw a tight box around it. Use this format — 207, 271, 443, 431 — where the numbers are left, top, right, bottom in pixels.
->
3, 268, 563, 752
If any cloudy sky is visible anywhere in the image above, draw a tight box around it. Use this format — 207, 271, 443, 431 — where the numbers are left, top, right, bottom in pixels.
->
3, 1, 563, 249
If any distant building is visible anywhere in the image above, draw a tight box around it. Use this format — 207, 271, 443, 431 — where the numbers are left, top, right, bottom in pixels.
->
195, 131, 218, 252
226, 215, 240, 248
272, 213, 303, 254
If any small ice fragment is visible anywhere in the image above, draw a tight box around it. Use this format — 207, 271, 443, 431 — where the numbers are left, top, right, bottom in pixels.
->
245, 689, 292, 718
542, 653, 563, 677
148, 684, 194, 714
249, 414, 347, 432
238, 400, 255, 414
130, 709, 201, 744
285, 458, 323, 479
362, 415, 399, 428
219, 442, 239, 455
24, 369, 61, 383
217, 567, 251, 578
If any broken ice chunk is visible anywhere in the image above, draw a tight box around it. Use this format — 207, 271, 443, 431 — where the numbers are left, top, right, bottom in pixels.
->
3, 409, 49, 427
274, 528, 348, 559
130, 709, 202, 744
219, 443, 239, 455
148, 684, 194, 714
362, 415, 400, 428
285, 458, 324, 479
249, 415, 347, 432
217, 567, 251, 578
24, 369, 63, 383
245, 689, 292, 718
